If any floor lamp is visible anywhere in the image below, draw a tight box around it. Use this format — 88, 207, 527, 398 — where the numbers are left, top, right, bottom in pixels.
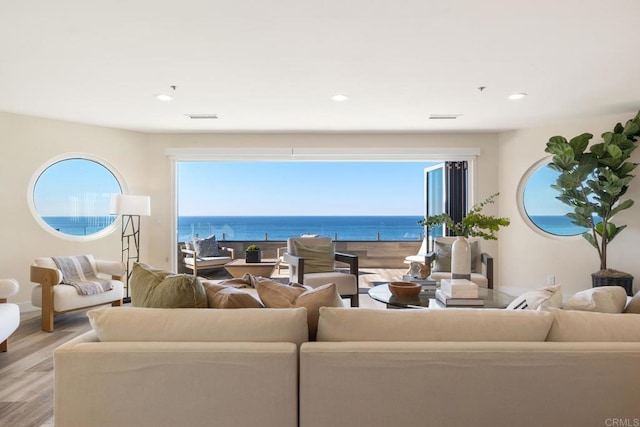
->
110, 194, 151, 303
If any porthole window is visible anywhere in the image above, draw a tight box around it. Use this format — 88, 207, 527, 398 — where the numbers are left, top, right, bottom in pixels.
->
518, 157, 589, 237
29, 154, 125, 241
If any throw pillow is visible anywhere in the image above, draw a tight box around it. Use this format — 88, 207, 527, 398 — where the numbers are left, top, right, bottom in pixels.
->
432, 240, 480, 273
292, 240, 335, 273
563, 286, 627, 313
255, 278, 343, 340
130, 262, 207, 308
205, 283, 264, 309
506, 284, 562, 310
624, 290, 640, 314
192, 235, 219, 257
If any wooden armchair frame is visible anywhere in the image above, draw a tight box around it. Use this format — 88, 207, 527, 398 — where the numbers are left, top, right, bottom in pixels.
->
30, 264, 123, 332
180, 244, 235, 276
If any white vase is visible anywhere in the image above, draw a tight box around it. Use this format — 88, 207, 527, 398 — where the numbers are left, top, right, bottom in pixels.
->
451, 236, 471, 280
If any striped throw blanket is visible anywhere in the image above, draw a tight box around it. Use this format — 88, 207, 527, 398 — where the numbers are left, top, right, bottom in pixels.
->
52, 255, 113, 295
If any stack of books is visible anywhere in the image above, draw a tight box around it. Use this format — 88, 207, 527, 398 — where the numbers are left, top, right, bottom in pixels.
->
436, 279, 484, 307
401, 275, 437, 291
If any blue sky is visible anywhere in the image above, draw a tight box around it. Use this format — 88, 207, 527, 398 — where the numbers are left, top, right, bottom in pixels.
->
178, 161, 436, 216
34, 159, 121, 216
33, 159, 567, 218
523, 165, 572, 216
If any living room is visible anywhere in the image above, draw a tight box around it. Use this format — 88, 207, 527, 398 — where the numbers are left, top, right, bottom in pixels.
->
1, 1, 640, 425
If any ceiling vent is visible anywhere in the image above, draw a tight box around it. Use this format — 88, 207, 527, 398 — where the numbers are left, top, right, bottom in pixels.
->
429, 114, 462, 120
186, 114, 218, 119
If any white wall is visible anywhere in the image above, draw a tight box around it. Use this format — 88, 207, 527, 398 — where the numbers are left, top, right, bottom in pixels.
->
498, 111, 640, 297
0, 112, 150, 308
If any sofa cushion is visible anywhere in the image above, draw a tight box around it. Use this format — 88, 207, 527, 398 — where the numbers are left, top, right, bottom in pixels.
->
547, 308, 640, 341
130, 262, 207, 308
506, 285, 562, 310
292, 240, 335, 273
624, 290, 640, 314
88, 306, 309, 344
562, 286, 627, 313
432, 240, 480, 273
255, 279, 343, 340
193, 235, 219, 257
316, 307, 554, 342
205, 283, 264, 309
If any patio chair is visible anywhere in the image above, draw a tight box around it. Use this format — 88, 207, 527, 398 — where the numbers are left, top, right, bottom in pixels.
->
284, 237, 359, 307
180, 236, 235, 276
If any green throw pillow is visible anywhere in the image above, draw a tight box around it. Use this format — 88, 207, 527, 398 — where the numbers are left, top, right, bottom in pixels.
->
292, 240, 335, 273
130, 262, 207, 308
432, 240, 480, 273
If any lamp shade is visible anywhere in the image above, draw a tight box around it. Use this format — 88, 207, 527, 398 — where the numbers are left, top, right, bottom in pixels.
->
110, 194, 151, 216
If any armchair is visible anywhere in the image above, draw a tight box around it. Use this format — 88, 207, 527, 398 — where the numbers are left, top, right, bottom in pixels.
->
180, 243, 234, 276
0, 278, 20, 352
30, 255, 124, 332
425, 237, 494, 289
284, 237, 359, 307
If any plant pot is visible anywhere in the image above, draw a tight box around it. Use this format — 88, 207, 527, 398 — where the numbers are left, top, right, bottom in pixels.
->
245, 250, 261, 263
591, 270, 633, 296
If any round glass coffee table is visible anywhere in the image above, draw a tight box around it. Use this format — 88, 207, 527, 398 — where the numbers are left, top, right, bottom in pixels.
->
368, 284, 514, 309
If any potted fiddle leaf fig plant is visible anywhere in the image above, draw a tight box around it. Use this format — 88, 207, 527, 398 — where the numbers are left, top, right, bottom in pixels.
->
544, 110, 640, 295
245, 244, 262, 263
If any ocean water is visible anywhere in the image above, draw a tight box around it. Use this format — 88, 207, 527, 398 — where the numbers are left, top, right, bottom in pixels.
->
528, 215, 588, 236
42, 214, 588, 240
178, 216, 426, 242
42, 216, 117, 236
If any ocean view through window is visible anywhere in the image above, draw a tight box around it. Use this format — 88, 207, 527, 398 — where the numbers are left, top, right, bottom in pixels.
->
30, 156, 123, 239
177, 161, 437, 242
521, 161, 588, 236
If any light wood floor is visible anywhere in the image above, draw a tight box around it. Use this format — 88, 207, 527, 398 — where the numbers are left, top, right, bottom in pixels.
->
0, 268, 402, 427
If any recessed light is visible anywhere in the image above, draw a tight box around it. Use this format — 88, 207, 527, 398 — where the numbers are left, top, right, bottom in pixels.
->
508, 92, 527, 100
155, 85, 177, 102
331, 94, 349, 102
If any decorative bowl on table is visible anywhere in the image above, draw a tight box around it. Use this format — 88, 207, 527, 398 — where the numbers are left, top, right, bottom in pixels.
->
388, 281, 421, 297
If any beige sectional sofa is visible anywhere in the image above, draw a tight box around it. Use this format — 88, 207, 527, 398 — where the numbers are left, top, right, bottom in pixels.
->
54, 306, 640, 427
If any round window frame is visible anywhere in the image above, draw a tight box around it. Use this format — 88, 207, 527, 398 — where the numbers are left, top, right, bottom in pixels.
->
516, 156, 583, 240
28, 153, 128, 242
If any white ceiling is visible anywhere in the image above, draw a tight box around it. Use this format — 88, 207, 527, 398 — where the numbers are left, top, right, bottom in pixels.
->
1, 1, 638, 133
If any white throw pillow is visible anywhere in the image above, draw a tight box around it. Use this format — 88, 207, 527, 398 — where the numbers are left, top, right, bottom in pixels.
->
506, 284, 562, 310
563, 286, 627, 313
